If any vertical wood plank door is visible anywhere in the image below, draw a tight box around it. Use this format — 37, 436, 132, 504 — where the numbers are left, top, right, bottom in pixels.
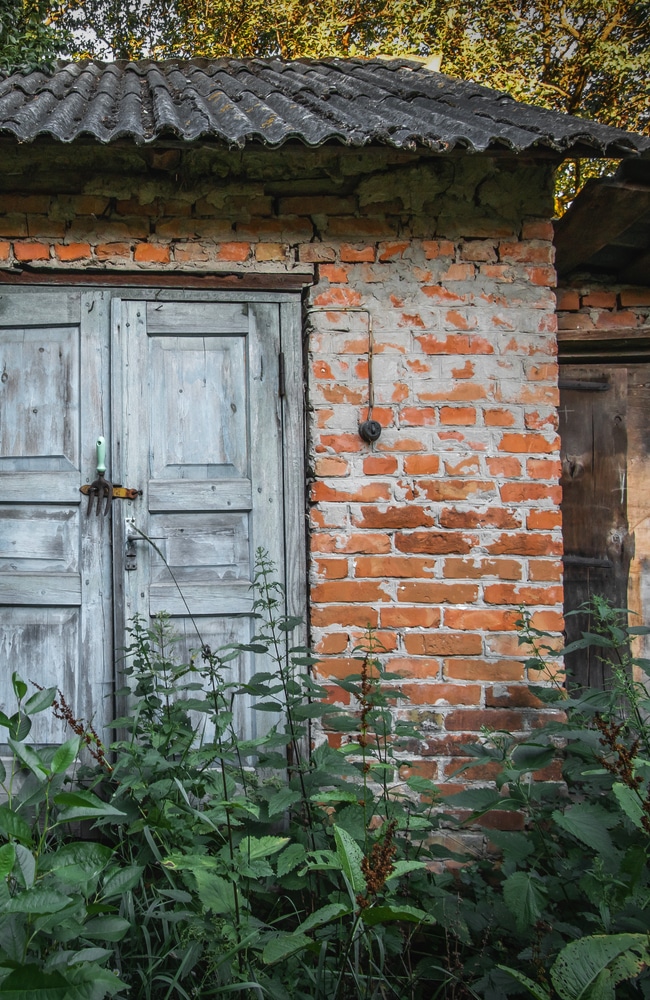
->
0, 288, 304, 742
559, 366, 630, 688
0, 289, 113, 741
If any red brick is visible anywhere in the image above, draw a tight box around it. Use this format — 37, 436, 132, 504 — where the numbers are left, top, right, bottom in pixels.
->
483, 583, 563, 606
340, 244, 376, 262
443, 557, 522, 580
354, 556, 435, 578
314, 633, 350, 654
440, 406, 476, 425
311, 532, 391, 554
460, 240, 497, 262
353, 506, 436, 529
444, 456, 480, 476
442, 263, 475, 280
299, 243, 337, 262
380, 606, 442, 628
312, 580, 389, 603
486, 684, 544, 708
439, 508, 521, 530
320, 264, 349, 282
399, 406, 436, 426
0, 241, 9, 260
55, 242, 90, 261
313, 558, 349, 580
422, 240, 455, 259
401, 683, 481, 705
498, 433, 557, 454
526, 458, 561, 480
499, 241, 554, 264
500, 483, 562, 504
379, 241, 410, 261
313, 286, 363, 308
385, 657, 441, 679
555, 288, 580, 310
395, 532, 475, 555
14, 241, 50, 261
314, 456, 349, 477
581, 291, 616, 308
445, 709, 524, 732
526, 265, 557, 287
311, 605, 379, 628
528, 559, 563, 581
594, 310, 638, 329
419, 480, 496, 502
487, 456, 522, 478
363, 455, 397, 475
620, 289, 650, 307
487, 533, 562, 556
444, 608, 519, 631
444, 658, 525, 681
310, 482, 390, 503
255, 243, 286, 261
134, 243, 170, 263
317, 434, 364, 453
485, 408, 516, 427
402, 456, 441, 478
416, 333, 493, 354
521, 220, 554, 241
404, 633, 483, 656
96, 242, 131, 258
397, 582, 479, 604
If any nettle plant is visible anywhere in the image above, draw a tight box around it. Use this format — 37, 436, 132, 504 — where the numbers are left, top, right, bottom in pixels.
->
0, 674, 130, 1000
4, 552, 650, 1000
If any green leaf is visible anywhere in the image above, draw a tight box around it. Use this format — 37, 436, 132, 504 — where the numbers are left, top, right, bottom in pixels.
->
361, 904, 436, 927
502, 871, 547, 931
310, 790, 359, 804
333, 825, 365, 895
0, 844, 15, 879
262, 932, 312, 965
5, 888, 72, 914
385, 859, 426, 880
14, 846, 35, 889
0, 807, 32, 847
23, 688, 57, 716
53, 791, 126, 823
193, 872, 238, 916
50, 738, 81, 775
296, 902, 350, 932
498, 966, 551, 1000
239, 836, 289, 861
100, 865, 143, 899
82, 916, 131, 942
276, 843, 307, 877
267, 788, 302, 819
612, 783, 645, 830
7, 740, 48, 779
552, 804, 617, 857
0, 965, 68, 1000
11, 674, 27, 703
550, 933, 650, 1000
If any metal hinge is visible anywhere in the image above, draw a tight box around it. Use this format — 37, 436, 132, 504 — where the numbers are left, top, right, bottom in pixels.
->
279, 351, 286, 397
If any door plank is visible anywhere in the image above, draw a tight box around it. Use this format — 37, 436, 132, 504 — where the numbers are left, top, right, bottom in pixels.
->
148, 479, 252, 512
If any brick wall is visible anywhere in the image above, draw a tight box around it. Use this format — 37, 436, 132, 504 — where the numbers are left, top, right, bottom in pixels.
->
557, 284, 650, 335
0, 142, 564, 788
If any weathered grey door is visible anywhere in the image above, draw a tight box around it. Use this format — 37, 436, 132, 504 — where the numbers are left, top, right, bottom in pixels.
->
0, 288, 303, 742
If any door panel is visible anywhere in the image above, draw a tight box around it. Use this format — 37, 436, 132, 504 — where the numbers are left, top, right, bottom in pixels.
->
113, 297, 289, 737
0, 290, 112, 741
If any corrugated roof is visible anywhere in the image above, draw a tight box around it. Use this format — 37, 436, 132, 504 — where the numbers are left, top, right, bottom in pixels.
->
0, 57, 646, 155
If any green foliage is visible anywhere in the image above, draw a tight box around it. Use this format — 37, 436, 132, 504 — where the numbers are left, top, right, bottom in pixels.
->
0, 677, 127, 998
0, 0, 69, 71
6, 557, 650, 999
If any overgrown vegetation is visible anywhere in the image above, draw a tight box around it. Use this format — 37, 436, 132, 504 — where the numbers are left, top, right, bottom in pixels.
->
1, 558, 650, 998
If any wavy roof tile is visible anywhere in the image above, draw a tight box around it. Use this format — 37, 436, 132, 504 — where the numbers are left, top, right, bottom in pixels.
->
0, 57, 646, 155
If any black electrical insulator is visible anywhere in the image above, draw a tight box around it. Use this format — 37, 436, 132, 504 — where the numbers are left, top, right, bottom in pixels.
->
359, 420, 382, 443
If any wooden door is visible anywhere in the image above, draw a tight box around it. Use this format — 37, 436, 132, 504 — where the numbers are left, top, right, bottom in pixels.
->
559, 366, 630, 688
0, 288, 303, 742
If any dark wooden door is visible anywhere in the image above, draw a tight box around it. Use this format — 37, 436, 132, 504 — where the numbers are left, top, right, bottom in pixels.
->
559, 365, 630, 688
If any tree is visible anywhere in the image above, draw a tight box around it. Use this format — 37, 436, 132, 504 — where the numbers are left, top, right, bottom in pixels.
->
0, 0, 69, 69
